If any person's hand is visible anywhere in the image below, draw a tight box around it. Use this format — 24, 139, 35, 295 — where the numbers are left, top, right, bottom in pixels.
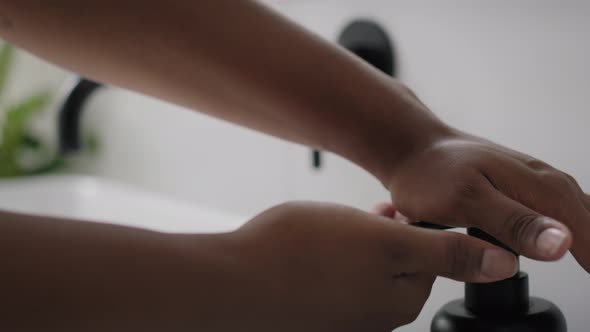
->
225, 202, 517, 332
383, 130, 590, 272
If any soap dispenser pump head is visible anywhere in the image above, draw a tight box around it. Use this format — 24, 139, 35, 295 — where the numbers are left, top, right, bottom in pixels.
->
464, 228, 529, 316
430, 228, 567, 332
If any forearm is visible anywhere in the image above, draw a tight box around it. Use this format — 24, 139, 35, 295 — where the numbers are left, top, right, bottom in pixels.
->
0, 0, 449, 180
0, 210, 240, 331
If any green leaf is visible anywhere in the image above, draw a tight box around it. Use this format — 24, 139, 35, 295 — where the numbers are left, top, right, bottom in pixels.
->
0, 43, 14, 100
25, 157, 66, 176
20, 134, 43, 150
0, 93, 50, 173
0, 152, 21, 177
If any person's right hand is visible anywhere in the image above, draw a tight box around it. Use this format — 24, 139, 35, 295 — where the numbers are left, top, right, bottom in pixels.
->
223, 202, 517, 332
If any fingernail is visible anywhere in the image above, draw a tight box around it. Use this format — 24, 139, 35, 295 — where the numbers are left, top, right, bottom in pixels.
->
481, 249, 518, 280
536, 228, 567, 257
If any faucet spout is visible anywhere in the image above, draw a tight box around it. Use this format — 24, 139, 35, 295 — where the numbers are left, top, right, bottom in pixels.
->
58, 78, 103, 155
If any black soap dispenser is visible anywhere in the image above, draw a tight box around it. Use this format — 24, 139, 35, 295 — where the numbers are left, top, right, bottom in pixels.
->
430, 228, 567, 332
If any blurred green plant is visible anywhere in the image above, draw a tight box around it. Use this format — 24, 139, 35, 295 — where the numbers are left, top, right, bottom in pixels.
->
0, 43, 64, 178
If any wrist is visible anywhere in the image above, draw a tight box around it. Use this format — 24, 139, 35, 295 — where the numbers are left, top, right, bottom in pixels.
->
372, 116, 454, 186
330, 81, 456, 185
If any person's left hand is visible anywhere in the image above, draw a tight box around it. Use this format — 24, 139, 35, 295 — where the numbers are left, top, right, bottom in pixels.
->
381, 131, 590, 273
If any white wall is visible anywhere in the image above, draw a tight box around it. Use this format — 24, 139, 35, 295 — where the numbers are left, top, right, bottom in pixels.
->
3, 0, 590, 330
0, 48, 67, 103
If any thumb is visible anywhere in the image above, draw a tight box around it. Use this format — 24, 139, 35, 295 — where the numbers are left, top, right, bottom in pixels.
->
397, 226, 518, 283
466, 189, 572, 261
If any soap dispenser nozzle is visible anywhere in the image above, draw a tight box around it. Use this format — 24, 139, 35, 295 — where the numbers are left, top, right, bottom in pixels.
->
425, 226, 567, 332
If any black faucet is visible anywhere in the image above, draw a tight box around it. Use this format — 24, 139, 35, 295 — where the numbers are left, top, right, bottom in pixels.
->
58, 78, 103, 155
307, 19, 397, 170
338, 19, 396, 77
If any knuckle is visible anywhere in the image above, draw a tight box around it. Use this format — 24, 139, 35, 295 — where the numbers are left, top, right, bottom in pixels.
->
542, 170, 573, 190
456, 182, 482, 200
538, 170, 584, 207
504, 212, 539, 251
561, 171, 576, 183
553, 172, 572, 188
560, 171, 581, 190
525, 158, 550, 170
446, 181, 483, 212
444, 234, 473, 279
392, 81, 416, 97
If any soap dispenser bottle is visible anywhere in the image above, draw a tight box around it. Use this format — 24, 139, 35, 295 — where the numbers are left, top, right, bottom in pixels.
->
430, 228, 567, 332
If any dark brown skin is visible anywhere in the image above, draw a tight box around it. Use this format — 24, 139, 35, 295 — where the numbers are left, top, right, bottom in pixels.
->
0, 0, 588, 330
0, 204, 516, 331
388, 134, 588, 268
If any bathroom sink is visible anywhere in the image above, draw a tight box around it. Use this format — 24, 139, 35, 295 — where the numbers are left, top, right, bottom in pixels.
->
0, 175, 246, 233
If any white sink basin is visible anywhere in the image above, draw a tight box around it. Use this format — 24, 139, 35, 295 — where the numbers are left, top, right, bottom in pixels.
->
0, 175, 247, 234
